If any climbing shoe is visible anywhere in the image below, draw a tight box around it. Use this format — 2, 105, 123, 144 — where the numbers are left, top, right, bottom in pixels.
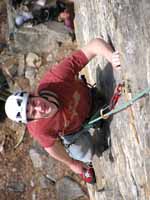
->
80, 166, 96, 184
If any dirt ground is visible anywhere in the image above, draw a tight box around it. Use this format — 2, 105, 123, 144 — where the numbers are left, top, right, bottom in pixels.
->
0, 1, 89, 200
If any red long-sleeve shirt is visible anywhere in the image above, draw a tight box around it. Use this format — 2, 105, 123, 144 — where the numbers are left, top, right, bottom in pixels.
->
27, 50, 92, 147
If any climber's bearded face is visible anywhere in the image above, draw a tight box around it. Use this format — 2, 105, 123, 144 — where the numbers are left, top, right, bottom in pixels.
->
26, 96, 58, 120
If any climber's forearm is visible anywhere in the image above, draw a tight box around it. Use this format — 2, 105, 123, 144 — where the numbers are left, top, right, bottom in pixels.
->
81, 38, 114, 63
44, 140, 88, 174
44, 140, 74, 167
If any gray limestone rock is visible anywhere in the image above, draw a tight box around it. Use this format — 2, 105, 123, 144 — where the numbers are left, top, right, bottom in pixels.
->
7, 181, 26, 192
56, 176, 85, 200
29, 148, 43, 169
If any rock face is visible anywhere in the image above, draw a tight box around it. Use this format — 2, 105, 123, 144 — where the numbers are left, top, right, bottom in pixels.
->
74, 0, 150, 200
13, 22, 72, 53
56, 176, 85, 200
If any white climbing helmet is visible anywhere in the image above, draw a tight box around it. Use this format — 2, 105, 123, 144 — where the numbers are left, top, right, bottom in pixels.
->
5, 91, 29, 124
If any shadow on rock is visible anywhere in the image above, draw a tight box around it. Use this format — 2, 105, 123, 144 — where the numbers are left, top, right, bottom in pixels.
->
93, 63, 116, 161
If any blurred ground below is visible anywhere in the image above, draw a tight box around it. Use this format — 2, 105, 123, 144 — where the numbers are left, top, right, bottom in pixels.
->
0, 1, 90, 200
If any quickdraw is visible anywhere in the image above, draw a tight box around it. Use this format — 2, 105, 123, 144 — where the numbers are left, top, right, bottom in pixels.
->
87, 86, 150, 126
109, 83, 124, 110
83, 83, 150, 129
95, 83, 125, 120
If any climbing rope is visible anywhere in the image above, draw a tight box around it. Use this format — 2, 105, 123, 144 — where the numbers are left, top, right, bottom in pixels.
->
85, 84, 150, 128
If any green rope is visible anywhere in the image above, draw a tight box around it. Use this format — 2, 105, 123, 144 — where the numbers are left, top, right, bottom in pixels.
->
84, 86, 150, 128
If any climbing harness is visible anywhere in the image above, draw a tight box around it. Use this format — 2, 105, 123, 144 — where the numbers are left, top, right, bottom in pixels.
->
83, 83, 150, 129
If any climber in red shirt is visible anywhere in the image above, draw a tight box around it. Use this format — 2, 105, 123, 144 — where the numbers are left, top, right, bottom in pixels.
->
5, 38, 120, 184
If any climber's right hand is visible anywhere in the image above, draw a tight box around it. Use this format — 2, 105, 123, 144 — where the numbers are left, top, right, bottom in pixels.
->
69, 159, 88, 174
